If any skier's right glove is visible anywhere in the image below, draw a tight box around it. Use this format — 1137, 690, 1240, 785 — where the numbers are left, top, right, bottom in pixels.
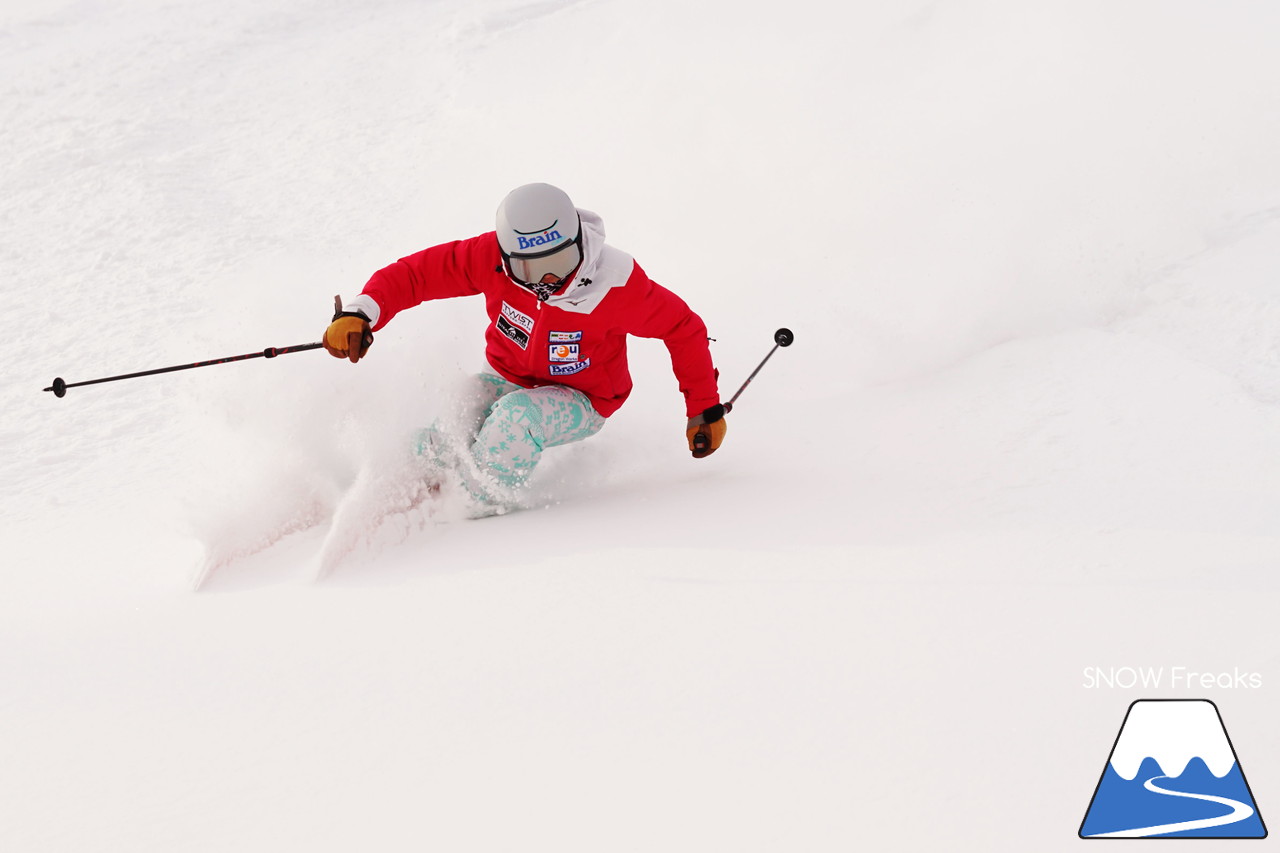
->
687, 404, 727, 458
324, 309, 373, 363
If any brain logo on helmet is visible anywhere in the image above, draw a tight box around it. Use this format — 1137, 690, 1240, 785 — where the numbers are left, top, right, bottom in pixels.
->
515, 226, 565, 252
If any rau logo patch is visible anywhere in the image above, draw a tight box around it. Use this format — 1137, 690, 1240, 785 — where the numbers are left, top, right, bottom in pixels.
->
549, 343, 580, 363
1080, 700, 1266, 839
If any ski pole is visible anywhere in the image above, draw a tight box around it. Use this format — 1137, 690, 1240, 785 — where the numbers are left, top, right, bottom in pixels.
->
43, 341, 325, 398
723, 327, 794, 413
44, 295, 349, 398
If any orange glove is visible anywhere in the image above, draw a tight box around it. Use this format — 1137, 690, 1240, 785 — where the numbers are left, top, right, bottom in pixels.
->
324, 309, 373, 363
686, 404, 727, 458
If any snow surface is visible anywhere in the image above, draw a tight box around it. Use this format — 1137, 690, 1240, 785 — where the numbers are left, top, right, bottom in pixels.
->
4, 0, 1280, 850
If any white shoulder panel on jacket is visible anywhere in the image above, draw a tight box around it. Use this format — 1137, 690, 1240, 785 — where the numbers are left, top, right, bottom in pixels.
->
547, 244, 634, 315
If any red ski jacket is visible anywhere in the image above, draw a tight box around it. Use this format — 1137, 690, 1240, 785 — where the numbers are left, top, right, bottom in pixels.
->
357, 212, 720, 419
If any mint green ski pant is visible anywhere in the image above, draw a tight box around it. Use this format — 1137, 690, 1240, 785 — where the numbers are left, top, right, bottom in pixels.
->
425, 372, 607, 496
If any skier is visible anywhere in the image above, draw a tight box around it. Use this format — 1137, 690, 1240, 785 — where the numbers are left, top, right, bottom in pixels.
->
323, 182, 727, 512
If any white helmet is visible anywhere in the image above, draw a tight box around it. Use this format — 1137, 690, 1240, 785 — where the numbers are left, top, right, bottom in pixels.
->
495, 183, 583, 296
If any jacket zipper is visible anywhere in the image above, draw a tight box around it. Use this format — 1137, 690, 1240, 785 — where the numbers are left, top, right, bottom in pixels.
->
527, 294, 544, 378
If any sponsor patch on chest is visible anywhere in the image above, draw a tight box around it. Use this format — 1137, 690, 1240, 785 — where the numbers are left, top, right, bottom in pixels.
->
550, 358, 591, 376
549, 330, 583, 343
500, 301, 535, 334
496, 315, 530, 349
548, 343, 581, 362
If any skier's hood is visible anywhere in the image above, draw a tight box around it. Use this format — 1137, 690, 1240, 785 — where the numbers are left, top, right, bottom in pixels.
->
576, 208, 607, 273
542, 208, 635, 314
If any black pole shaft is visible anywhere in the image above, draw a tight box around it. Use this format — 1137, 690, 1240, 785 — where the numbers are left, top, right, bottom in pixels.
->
724, 344, 780, 410
722, 328, 793, 413
44, 342, 324, 397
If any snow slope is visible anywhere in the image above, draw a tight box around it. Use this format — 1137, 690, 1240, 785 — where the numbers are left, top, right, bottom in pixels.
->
3, 1, 1280, 850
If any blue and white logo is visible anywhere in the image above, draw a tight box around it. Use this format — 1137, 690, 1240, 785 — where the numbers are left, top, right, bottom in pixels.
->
514, 222, 565, 251
550, 358, 590, 376
1080, 700, 1266, 838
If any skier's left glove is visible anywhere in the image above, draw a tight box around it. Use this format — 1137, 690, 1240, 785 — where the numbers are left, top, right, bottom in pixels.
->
324, 309, 373, 363
687, 404, 727, 458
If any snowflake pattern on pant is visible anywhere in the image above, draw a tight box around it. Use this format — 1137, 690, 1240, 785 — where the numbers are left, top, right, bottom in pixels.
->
415, 373, 605, 511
